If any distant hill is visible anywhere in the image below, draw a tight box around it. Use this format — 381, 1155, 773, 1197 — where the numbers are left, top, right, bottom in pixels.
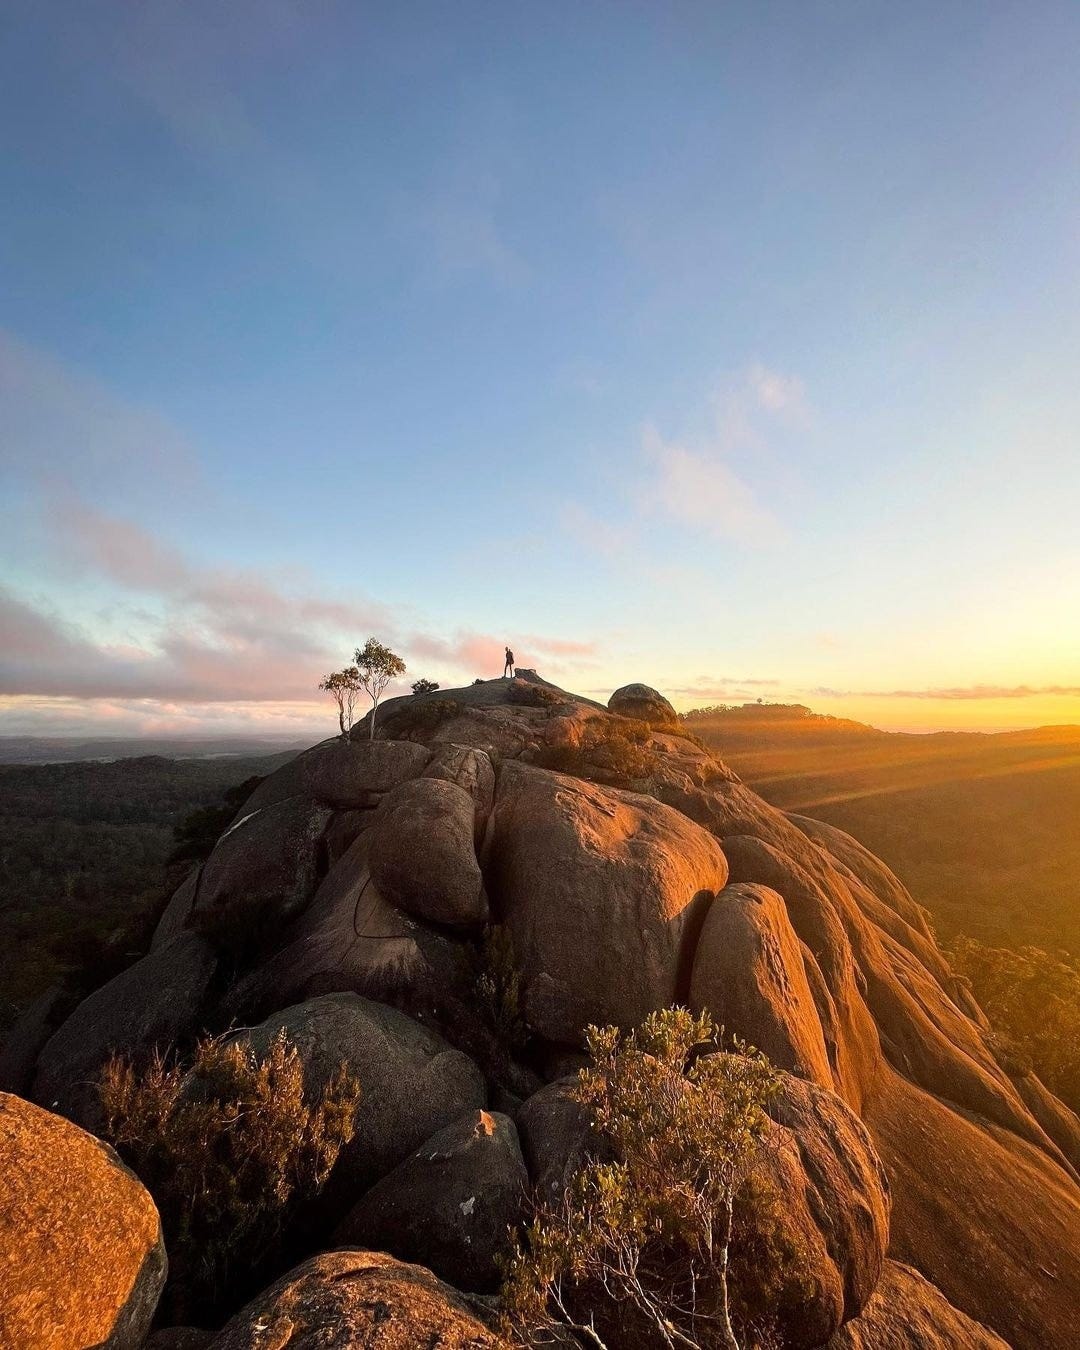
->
0, 748, 301, 1022
0, 734, 310, 764
686, 703, 1080, 954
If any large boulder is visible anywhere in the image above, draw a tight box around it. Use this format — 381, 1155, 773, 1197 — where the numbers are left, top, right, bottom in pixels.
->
190, 795, 332, 945
32, 933, 216, 1129
217, 831, 476, 1023
423, 742, 496, 839
608, 682, 678, 729
369, 777, 488, 928
208, 1249, 503, 1349
690, 882, 833, 1089
336, 1109, 529, 1292
828, 1261, 1009, 1348
488, 761, 728, 1044
236, 993, 487, 1193
237, 738, 431, 816
0, 1092, 166, 1349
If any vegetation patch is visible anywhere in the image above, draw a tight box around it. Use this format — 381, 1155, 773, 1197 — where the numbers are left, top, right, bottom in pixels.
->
534, 717, 658, 786
99, 1031, 360, 1321
949, 935, 1080, 1112
380, 696, 463, 739
501, 1008, 799, 1350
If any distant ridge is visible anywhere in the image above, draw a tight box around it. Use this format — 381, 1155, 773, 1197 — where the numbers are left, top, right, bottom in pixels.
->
0, 735, 311, 765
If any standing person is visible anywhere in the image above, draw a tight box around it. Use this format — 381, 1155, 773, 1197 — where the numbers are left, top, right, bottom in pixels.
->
504, 646, 515, 678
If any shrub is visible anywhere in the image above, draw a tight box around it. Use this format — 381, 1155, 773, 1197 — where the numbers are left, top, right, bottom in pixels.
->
500, 1008, 788, 1350
476, 923, 528, 1053
380, 697, 462, 739
507, 679, 565, 709
534, 718, 658, 786
411, 677, 441, 695
100, 1031, 360, 1319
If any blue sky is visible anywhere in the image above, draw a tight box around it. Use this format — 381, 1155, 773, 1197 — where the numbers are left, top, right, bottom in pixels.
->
2, 1, 1079, 736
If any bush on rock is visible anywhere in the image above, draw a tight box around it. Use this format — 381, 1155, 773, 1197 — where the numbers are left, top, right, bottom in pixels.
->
99, 1030, 360, 1320
501, 1008, 799, 1350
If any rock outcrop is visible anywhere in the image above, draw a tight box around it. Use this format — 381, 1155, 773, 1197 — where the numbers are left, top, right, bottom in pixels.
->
8, 673, 1080, 1349
828, 1260, 1009, 1348
0, 1092, 166, 1350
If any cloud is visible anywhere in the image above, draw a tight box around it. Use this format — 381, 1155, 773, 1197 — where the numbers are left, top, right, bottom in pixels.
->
1, 502, 599, 731
812, 684, 1080, 701
564, 364, 803, 558
640, 425, 783, 545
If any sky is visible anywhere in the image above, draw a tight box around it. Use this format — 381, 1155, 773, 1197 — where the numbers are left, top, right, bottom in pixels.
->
2, 1, 1079, 738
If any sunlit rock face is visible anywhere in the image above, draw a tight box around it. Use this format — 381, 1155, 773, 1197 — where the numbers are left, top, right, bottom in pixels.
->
0, 1092, 167, 1350
14, 674, 1080, 1348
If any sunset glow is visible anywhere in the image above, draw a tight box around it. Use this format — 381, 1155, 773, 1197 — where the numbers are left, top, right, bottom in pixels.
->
2, 5, 1078, 738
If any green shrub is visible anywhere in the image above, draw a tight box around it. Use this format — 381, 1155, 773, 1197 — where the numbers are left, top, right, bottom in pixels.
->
100, 1031, 360, 1319
500, 1008, 791, 1349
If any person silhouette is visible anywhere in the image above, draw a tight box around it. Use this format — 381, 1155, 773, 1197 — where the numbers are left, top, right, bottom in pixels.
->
504, 646, 515, 678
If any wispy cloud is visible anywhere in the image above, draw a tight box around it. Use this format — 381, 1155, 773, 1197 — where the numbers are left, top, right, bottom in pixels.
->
564, 364, 804, 560
1, 498, 597, 729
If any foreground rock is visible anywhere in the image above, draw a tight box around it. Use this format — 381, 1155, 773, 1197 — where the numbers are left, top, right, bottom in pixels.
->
829, 1260, 1009, 1348
336, 1109, 528, 1292
32, 933, 216, 1128
236, 992, 487, 1192
488, 761, 728, 1043
208, 1249, 503, 1349
0, 1092, 166, 1350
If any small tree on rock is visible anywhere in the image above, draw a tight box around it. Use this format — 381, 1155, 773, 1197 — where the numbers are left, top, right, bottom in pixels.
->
411, 677, 440, 695
501, 1008, 782, 1350
319, 666, 362, 739
354, 637, 406, 739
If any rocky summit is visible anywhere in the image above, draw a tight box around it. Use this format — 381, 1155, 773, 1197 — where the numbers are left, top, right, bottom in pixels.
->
3, 674, 1080, 1348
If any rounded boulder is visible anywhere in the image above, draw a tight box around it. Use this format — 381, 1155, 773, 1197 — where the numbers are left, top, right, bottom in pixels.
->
369, 777, 488, 928
208, 1249, 503, 1349
0, 1092, 167, 1350
607, 682, 678, 729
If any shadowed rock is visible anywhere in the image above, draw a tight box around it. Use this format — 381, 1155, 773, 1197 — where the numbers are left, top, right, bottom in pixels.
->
336, 1109, 528, 1292
369, 777, 488, 928
234, 992, 487, 1194
32, 933, 216, 1129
